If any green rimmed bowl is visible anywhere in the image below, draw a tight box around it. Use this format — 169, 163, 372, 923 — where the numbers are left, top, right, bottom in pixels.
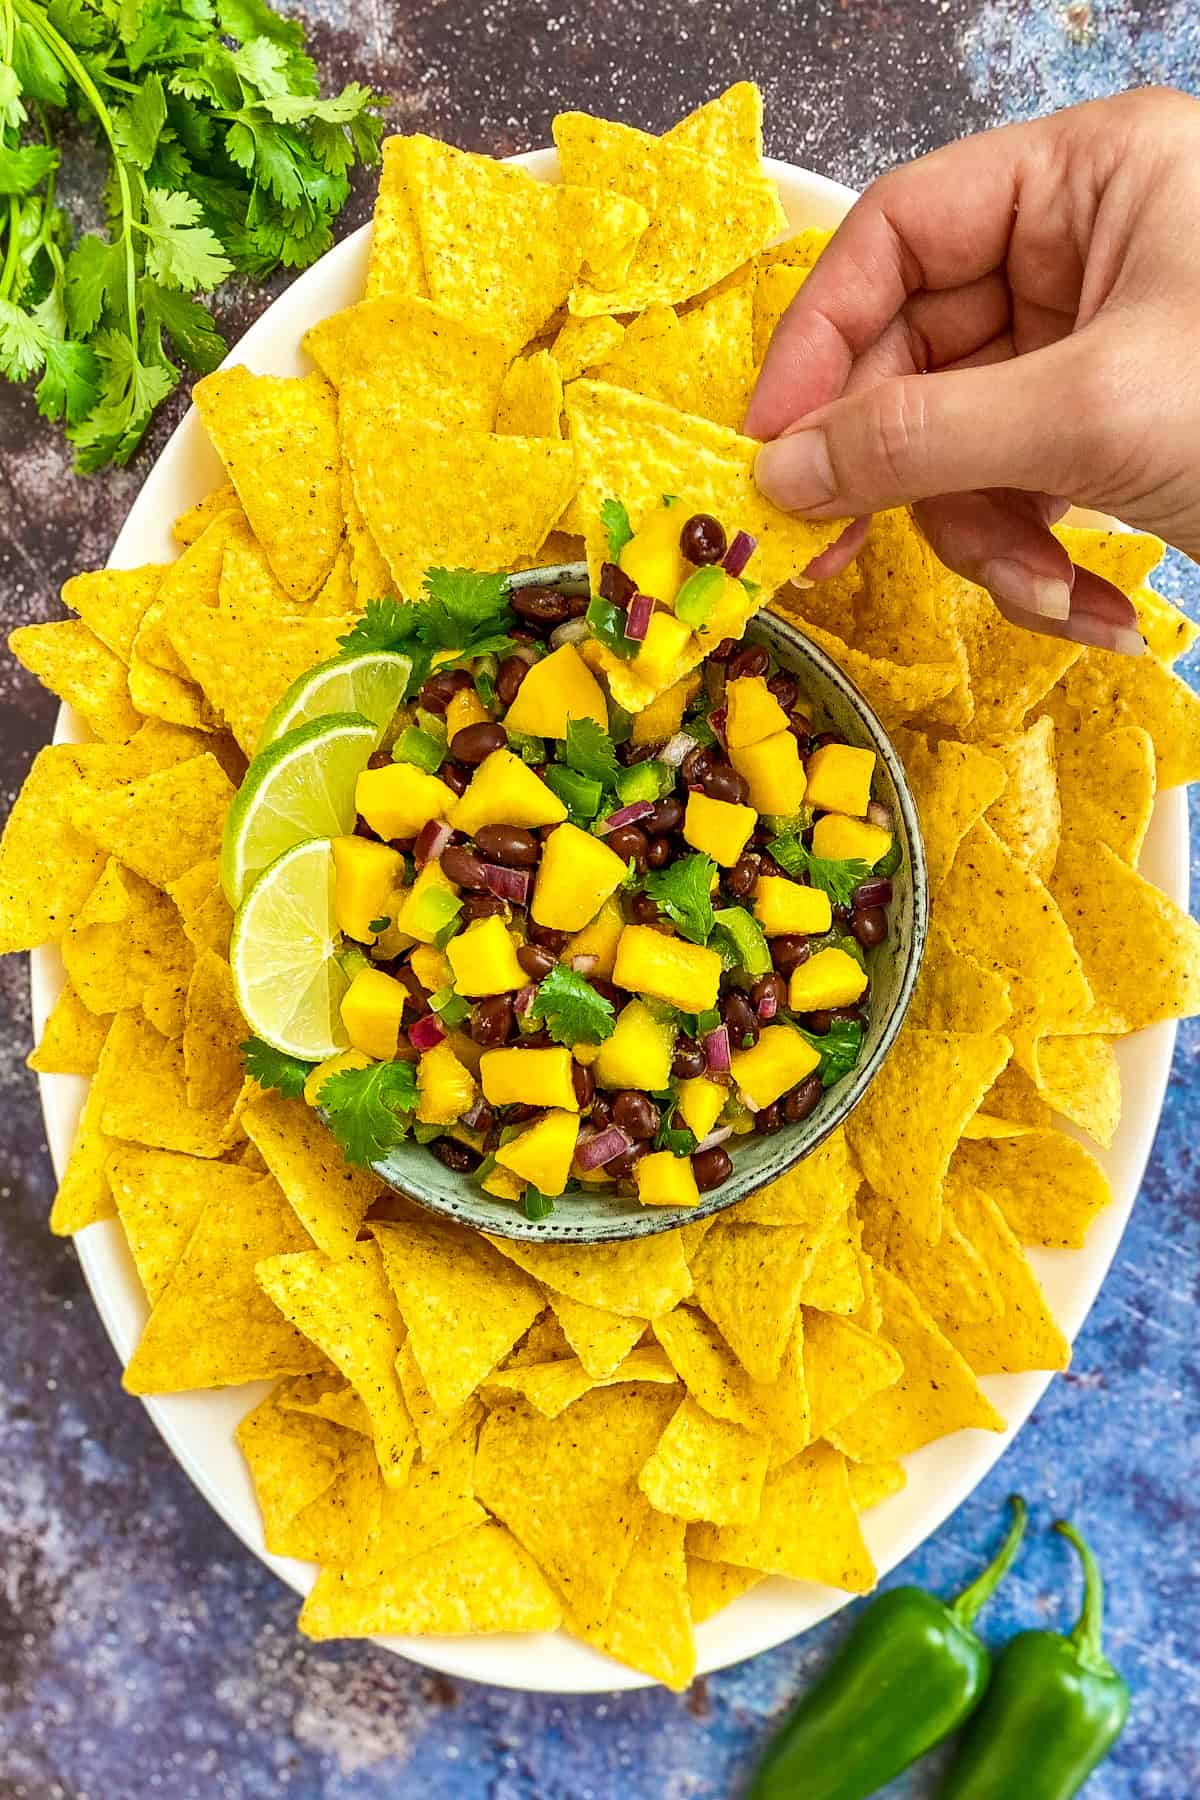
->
366, 565, 929, 1240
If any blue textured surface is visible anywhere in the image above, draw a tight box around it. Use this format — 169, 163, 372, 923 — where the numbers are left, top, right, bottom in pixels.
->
1, 0, 1198, 1795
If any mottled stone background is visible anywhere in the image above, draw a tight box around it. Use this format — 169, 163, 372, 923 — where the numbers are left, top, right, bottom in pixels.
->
2, 1, 1198, 1795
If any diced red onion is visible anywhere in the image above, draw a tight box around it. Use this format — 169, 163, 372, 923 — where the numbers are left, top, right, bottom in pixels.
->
570, 953, 599, 975
408, 1012, 445, 1050
660, 731, 696, 768
414, 818, 454, 868
694, 1124, 733, 1154
709, 706, 728, 748
575, 1125, 633, 1170
549, 617, 592, 650
738, 1088, 760, 1113
722, 531, 758, 578
867, 800, 893, 832
852, 876, 893, 910
483, 862, 531, 906
624, 592, 655, 642
704, 1024, 731, 1076
757, 986, 779, 1021
514, 983, 537, 1017
510, 642, 540, 667
461, 1096, 493, 1132
597, 799, 654, 834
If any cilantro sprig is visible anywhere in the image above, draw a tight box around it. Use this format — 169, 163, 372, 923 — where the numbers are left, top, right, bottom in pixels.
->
317, 1059, 419, 1167
0, 0, 384, 468
791, 1016, 865, 1088
768, 831, 871, 908
338, 569, 519, 695
600, 496, 633, 562
529, 962, 615, 1046
562, 716, 620, 790
643, 852, 716, 946
241, 1035, 312, 1098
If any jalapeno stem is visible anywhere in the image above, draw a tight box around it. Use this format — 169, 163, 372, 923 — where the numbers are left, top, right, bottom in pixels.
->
1054, 1518, 1115, 1675
950, 1495, 1028, 1630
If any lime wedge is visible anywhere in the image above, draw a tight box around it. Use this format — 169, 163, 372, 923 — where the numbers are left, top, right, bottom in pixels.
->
231, 837, 352, 1060
221, 711, 376, 906
255, 649, 412, 752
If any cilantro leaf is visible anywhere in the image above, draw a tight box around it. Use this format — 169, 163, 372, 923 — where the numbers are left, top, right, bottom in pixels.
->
36, 334, 102, 423
563, 717, 619, 790
791, 1016, 865, 1088
318, 1059, 419, 1166
419, 567, 514, 651
644, 852, 716, 946
655, 1109, 697, 1157
140, 279, 226, 374
112, 71, 166, 168
142, 187, 233, 292
241, 1035, 312, 1098
530, 963, 616, 1047
338, 597, 414, 653
0, 142, 58, 198
768, 831, 871, 908
600, 496, 633, 562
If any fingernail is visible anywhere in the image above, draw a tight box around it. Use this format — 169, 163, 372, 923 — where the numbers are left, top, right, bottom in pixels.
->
1064, 614, 1146, 658
981, 559, 1073, 622
755, 431, 836, 512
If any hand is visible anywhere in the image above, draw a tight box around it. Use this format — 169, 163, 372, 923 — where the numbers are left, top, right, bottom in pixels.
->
746, 88, 1200, 654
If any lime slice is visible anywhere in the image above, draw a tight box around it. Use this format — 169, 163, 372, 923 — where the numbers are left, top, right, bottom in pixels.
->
255, 649, 412, 752
231, 837, 352, 1060
220, 711, 376, 906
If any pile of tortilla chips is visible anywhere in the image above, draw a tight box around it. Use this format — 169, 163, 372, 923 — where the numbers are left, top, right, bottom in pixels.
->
5, 83, 1200, 1690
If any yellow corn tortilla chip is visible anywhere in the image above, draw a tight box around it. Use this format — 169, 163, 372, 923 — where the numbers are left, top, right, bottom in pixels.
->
847, 1025, 1012, 1244
892, 728, 1006, 888
128, 647, 221, 733
97, 1012, 235, 1158
62, 563, 165, 661
880, 1200, 1004, 1329
1134, 582, 1198, 663
979, 715, 1061, 880
123, 1172, 321, 1393
243, 1092, 377, 1261
301, 1521, 562, 1640
686, 1555, 763, 1623
1056, 523, 1164, 593
951, 576, 1082, 740
942, 1179, 1070, 1376
256, 1243, 417, 1486
304, 293, 509, 427
690, 1221, 821, 1383
829, 1268, 1004, 1461
952, 1131, 1112, 1251
48, 1035, 117, 1235
1024, 1032, 1121, 1148
172, 483, 243, 545
372, 1217, 544, 1414
9, 619, 140, 743
64, 752, 233, 889
483, 1345, 674, 1418
169, 594, 355, 753
495, 349, 564, 438
340, 455, 395, 609
280, 1372, 373, 1437
757, 226, 836, 272
167, 857, 233, 958
395, 1338, 480, 1460
1054, 724, 1155, 866
753, 261, 810, 364
475, 1382, 678, 1632
639, 1394, 768, 1527
909, 919, 1013, 1035
341, 1404, 485, 1583
689, 1442, 875, 1592
62, 858, 193, 1032
108, 1146, 239, 1304
664, 82, 764, 168
271, 1438, 383, 1565
547, 1292, 646, 1377
484, 1229, 690, 1319
797, 1211, 865, 1315
0, 749, 108, 951
802, 1308, 903, 1443
237, 1383, 345, 1545
550, 314, 626, 382
655, 1306, 811, 1464
961, 1113, 1035, 1141
1057, 638, 1200, 790
1051, 837, 1200, 1033
571, 1508, 695, 1691
594, 284, 755, 432
342, 392, 575, 603
846, 1460, 907, 1512
27, 979, 110, 1077
182, 949, 245, 1110
984, 1060, 1054, 1128
365, 135, 428, 300
775, 612, 960, 734
842, 511, 973, 729
732, 1128, 859, 1230
192, 367, 343, 601
941, 821, 1092, 1036
554, 112, 784, 314
501, 1312, 571, 1368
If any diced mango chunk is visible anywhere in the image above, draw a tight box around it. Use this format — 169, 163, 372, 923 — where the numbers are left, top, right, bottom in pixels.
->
503, 643, 607, 737
693, 573, 755, 647
356, 764, 457, 841
495, 1109, 580, 1196
447, 915, 526, 996
595, 998, 675, 1091
409, 944, 452, 993
445, 686, 489, 741
731, 1024, 821, 1110
635, 1150, 700, 1209
811, 813, 893, 866
675, 1075, 726, 1143
340, 967, 407, 1060
532, 821, 629, 932
394, 859, 460, 945
730, 729, 806, 816
482, 1165, 526, 1201
805, 743, 876, 818
683, 790, 757, 867
754, 875, 833, 936
563, 895, 625, 979
630, 671, 701, 747
416, 1039, 477, 1125
725, 677, 789, 748
613, 924, 722, 1015
450, 748, 567, 834
304, 1048, 371, 1108
331, 835, 408, 944
479, 1046, 579, 1111
632, 611, 694, 692
618, 504, 688, 604
788, 946, 869, 1012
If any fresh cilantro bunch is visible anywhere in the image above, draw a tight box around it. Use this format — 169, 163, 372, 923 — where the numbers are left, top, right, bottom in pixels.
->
768, 830, 871, 908
0, 0, 384, 469
338, 568, 518, 695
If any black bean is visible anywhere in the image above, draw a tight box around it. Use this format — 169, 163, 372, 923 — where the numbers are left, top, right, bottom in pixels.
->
431, 1137, 480, 1173
679, 512, 727, 565
644, 836, 671, 870
645, 796, 684, 836
606, 1142, 648, 1181
441, 844, 490, 890
853, 906, 888, 948
620, 740, 658, 766
476, 824, 539, 867
788, 720, 812, 754
572, 1061, 596, 1110
470, 1101, 498, 1140
527, 921, 568, 952
496, 656, 529, 707
808, 731, 845, 753
589, 1095, 614, 1132
606, 824, 649, 870
419, 668, 473, 714
727, 643, 770, 681
520, 1027, 554, 1048
565, 591, 589, 618
799, 1006, 864, 1035
630, 892, 660, 924
440, 761, 470, 796
692, 1145, 733, 1191
511, 586, 572, 627
783, 1075, 823, 1123
450, 721, 506, 765
754, 1102, 783, 1135
681, 745, 714, 788
612, 1090, 660, 1141
517, 943, 556, 980
590, 976, 624, 1011
708, 637, 737, 663
702, 763, 750, 806
832, 904, 853, 928
672, 1040, 708, 1080
767, 672, 799, 712
459, 893, 507, 923
770, 934, 811, 976
600, 562, 636, 607
367, 747, 392, 770
853, 876, 893, 910
722, 991, 759, 1050
396, 964, 431, 1016
750, 973, 787, 1015
726, 853, 759, 899
470, 996, 514, 1047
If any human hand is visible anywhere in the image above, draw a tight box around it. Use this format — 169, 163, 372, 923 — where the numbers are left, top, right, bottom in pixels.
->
747, 88, 1200, 654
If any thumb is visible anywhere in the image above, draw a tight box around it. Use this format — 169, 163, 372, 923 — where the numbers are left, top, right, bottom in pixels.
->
754, 335, 1104, 520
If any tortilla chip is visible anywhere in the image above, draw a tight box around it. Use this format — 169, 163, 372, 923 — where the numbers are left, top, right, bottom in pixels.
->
243, 1092, 377, 1261
47, 1037, 117, 1235
1024, 1032, 1121, 1148
97, 1012, 235, 1158
732, 1128, 859, 1230
64, 753, 233, 889
984, 1060, 1054, 1128
192, 367, 343, 601
802, 1308, 903, 1442
639, 1394, 767, 1526
172, 483, 243, 545
979, 715, 1060, 880
182, 950, 245, 1110
554, 112, 784, 314
829, 1269, 1004, 1461
686, 1556, 763, 1623
843, 511, 973, 728
304, 292, 509, 429
123, 1171, 321, 1393
365, 134, 428, 299
758, 226, 835, 272
341, 1405, 485, 1583
951, 576, 1082, 739
909, 919, 1013, 1035
942, 1179, 1070, 1376
9, 619, 140, 743
594, 284, 755, 431
484, 1345, 674, 1418
547, 1293, 646, 1377
255, 1243, 417, 1486
301, 1521, 562, 1639
1134, 583, 1198, 664
281, 1374, 373, 1437
1057, 639, 1200, 790
271, 1438, 383, 1565
61, 563, 165, 661
167, 858, 233, 958
237, 1383, 345, 1546
689, 1441, 875, 1592
550, 314, 626, 382
664, 82, 763, 169
753, 263, 809, 364
0, 752, 116, 951
572, 1508, 695, 1691
106, 1145, 228, 1303
892, 729, 1006, 887
847, 1026, 1012, 1244
952, 1131, 1112, 1250
1057, 523, 1163, 592
127, 649, 221, 733
690, 1221, 821, 1383
797, 1211, 865, 1314
775, 613, 960, 734
62, 858, 192, 1031
501, 1312, 572, 1369
880, 1200, 1004, 1329
1050, 837, 1200, 1033
27, 979, 110, 1077
372, 1217, 543, 1414
655, 1305, 811, 1466
846, 1460, 907, 1512
475, 1382, 677, 1632
484, 1229, 690, 1319
395, 1338, 481, 1459
1055, 724, 1155, 866
494, 349, 564, 439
